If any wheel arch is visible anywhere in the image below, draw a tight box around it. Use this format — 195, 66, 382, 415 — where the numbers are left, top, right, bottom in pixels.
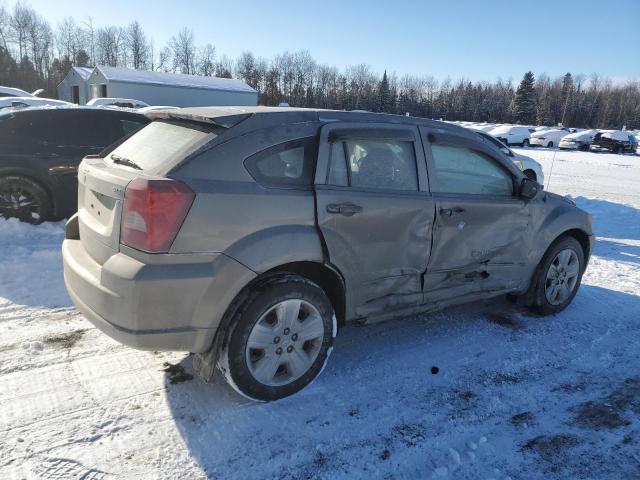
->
193, 260, 347, 382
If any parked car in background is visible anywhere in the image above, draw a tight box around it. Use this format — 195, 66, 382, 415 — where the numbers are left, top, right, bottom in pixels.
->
63, 107, 593, 401
0, 86, 36, 97
0, 106, 149, 223
590, 130, 638, 154
559, 129, 598, 151
87, 97, 150, 109
529, 128, 569, 148
489, 125, 531, 146
0, 97, 72, 110
476, 131, 544, 184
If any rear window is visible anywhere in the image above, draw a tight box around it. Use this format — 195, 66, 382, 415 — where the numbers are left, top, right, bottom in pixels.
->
106, 121, 216, 172
244, 137, 317, 187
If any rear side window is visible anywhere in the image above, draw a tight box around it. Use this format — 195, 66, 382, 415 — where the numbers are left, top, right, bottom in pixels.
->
107, 120, 216, 172
328, 138, 418, 191
244, 137, 316, 187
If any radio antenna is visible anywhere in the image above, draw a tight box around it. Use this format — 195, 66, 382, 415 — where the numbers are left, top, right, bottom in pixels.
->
545, 148, 559, 190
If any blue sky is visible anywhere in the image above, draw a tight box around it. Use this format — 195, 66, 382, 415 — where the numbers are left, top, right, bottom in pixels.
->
27, 0, 640, 82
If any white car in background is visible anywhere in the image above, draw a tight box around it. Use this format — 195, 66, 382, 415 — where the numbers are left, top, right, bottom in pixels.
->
488, 125, 531, 147
0, 86, 35, 97
475, 130, 544, 184
86, 97, 150, 109
529, 128, 570, 148
0, 97, 72, 110
468, 123, 498, 132
559, 129, 598, 151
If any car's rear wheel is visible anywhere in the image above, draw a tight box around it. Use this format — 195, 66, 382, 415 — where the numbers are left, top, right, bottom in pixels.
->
220, 274, 335, 401
522, 139, 529, 147
615, 145, 624, 154
530, 236, 585, 315
0, 176, 51, 224
547, 141, 554, 148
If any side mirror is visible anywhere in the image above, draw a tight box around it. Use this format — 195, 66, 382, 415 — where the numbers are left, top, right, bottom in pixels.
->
520, 178, 539, 199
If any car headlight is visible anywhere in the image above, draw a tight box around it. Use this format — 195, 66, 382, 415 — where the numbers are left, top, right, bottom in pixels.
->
513, 159, 524, 170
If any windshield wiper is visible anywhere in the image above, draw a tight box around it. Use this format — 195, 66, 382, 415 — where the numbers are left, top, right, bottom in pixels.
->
110, 154, 142, 170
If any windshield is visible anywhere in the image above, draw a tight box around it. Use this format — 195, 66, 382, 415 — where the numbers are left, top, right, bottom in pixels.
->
106, 120, 218, 172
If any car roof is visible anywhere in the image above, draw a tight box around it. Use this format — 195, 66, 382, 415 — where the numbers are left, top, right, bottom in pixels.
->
145, 106, 474, 138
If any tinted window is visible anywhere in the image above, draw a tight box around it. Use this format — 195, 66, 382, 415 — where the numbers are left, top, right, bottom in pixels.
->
0, 112, 49, 143
328, 138, 418, 191
245, 138, 316, 187
431, 144, 513, 196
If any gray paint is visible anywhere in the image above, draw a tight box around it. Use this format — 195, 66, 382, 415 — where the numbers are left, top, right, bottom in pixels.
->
63, 108, 594, 356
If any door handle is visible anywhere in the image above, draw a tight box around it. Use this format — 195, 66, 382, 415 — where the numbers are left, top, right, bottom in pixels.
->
439, 207, 465, 217
326, 203, 363, 216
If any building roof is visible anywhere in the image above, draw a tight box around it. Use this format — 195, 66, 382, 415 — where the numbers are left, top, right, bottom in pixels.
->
73, 67, 93, 80
95, 66, 257, 94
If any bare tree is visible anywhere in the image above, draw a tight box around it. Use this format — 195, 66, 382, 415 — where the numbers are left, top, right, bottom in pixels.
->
169, 27, 196, 74
127, 21, 148, 69
197, 43, 215, 76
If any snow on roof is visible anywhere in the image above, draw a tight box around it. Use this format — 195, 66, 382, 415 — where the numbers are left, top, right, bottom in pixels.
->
72, 66, 93, 80
96, 66, 257, 94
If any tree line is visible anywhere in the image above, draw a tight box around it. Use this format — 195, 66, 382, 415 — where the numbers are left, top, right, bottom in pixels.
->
1, 1, 639, 129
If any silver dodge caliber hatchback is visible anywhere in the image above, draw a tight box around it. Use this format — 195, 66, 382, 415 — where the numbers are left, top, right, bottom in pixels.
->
63, 107, 594, 401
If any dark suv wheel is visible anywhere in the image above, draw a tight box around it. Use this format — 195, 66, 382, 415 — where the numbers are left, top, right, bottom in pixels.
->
220, 274, 335, 401
0, 176, 52, 224
529, 236, 585, 315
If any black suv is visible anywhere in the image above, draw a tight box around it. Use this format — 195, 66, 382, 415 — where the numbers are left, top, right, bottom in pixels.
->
590, 131, 638, 154
0, 106, 149, 223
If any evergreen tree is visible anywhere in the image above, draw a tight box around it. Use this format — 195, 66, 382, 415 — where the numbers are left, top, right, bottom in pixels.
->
513, 71, 537, 124
377, 70, 391, 112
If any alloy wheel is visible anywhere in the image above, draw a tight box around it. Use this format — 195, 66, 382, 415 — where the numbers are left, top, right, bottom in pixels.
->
545, 248, 580, 306
0, 185, 42, 223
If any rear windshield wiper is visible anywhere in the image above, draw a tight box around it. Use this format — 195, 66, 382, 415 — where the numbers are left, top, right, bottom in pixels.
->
110, 154, 142, 170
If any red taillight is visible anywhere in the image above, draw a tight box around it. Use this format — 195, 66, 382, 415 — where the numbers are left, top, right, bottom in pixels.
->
120, 178, 195, 253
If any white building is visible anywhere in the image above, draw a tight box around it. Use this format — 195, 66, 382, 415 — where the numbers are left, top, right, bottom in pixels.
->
56, 66, 93, 104
57, 66, 258, 107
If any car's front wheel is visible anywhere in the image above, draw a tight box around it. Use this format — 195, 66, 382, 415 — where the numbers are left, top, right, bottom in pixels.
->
522, 139, 529, 147
220, 274, 335, 401
530, 236, 585, 315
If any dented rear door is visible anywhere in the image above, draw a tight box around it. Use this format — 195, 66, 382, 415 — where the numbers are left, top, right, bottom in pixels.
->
314, 123, 434, 320
420, 128, 532, 302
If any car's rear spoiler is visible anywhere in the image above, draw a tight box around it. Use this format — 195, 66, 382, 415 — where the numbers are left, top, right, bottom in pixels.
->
144, 110, 252, 129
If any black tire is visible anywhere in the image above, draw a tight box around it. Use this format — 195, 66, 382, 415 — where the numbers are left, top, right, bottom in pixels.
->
522, 139, 529, 147
523, 169, 537, 182
220, 274, 335, 401
547, 141, 554, 148
580, 144, 590, 152
615, 145, 624, 155
529, 236, 585, 315
0, 176, 52, 224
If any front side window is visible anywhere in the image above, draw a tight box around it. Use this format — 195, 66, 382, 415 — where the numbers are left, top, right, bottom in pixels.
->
430, 144, 513, 196
245, 137, 316, 187
327, 138, 418, 191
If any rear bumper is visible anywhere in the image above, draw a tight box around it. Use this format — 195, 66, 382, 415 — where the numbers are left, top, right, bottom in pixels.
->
529, 138, 547, 147
62, 236, 256, 352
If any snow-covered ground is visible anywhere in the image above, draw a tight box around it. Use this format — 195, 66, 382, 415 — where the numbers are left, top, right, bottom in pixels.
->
1, 148, 639, 480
